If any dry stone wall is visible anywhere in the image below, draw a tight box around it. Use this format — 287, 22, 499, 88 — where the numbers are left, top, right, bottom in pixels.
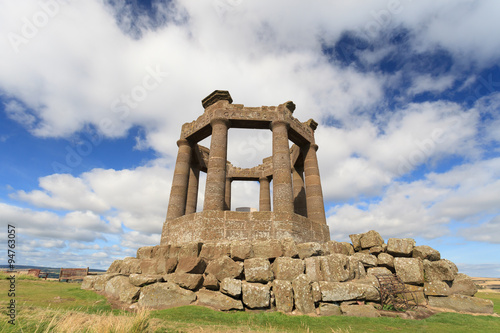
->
82, 230, 493, 316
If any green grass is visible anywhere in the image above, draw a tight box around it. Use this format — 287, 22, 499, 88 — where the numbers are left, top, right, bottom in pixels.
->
1, 279, 499, 332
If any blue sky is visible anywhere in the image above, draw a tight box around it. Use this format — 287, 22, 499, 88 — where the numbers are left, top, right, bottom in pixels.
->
1, 0, 500, 277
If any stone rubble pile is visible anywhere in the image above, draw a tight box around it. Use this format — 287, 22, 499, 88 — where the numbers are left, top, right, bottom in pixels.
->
82, 230, 494, 316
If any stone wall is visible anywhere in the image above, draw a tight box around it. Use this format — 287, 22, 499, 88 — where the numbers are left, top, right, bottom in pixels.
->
82, 230, 493, 317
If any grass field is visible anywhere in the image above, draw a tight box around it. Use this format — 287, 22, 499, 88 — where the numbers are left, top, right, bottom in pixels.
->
1, 277, 499, 332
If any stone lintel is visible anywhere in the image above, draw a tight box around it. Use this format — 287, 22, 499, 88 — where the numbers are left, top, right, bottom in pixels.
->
202, 90, 233, 109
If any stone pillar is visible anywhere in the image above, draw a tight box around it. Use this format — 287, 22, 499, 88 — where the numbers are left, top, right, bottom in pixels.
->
185, 165, 200, 214
166, 139, 192, 220
259, 176, 271, 211
224, 177, 232, 211
303, 143, 327, 224
271, 121, 294, 213
204, 119, 229, 211
292, 165, 307, 216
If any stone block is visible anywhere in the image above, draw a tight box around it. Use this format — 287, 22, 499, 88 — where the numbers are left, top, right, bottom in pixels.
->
348, 257, 367, 280
104, 276, 140, 304
136, 246, 154, 259
423, 259, 457, 282
280, 238, 299, 258
320, 254, 350, 282
449, 273, 477, 296
140, 259, 158, 275
319, 303, 341, 316
200, 242, 231, 261
297, 242, 323, 259
178, 242, 203, 258
129, 274, 162, 287
203, 273, 219, 290
424, 280, 450, 296
350, 277, 380, 302
292, 274, 315, 314
138, 282, 196, 309
252, 239, 283, 259
349, 233, 362, 251
359, 230, 385, 249
81, 276, 98, 290
106, 260, 123, 274
305, 256, 322, 282
318, 281, 364, 302
311, 281, 322, 302
272, 257, 304, 281
428, 294, 493, 314
367, 267, 392, 277
405, 284, 426, 305
168, 244, 181, 260
377, 253, 394, 269
92, 274, 120, 291
120, 258, 142, 275
220, 278, 242, 298
387, 238, 415, 257
206, 255, 243, 282
241, 282, 271, 309
154, 244, 170, 259
322, 241, 347, 255
176, 256, 206, 274
394, 257, 424, 284
273, 280, 294, 312
340, 304, 380, 317
352, 253, 378, 268
156, 257, 178, 274
196, 289, 243, 311
341, 242, 355, 255
244, 258, 274, 283
230, 240, 253, 261
412, 245, 440, 261
165, 273, 203, 290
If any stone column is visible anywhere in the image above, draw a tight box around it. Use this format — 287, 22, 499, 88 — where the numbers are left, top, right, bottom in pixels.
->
185, 165, 200, 215
259, 176, 271, 211
166, 139, 192, 220
303, 143, 327, 224
292, 165, 307, 216
204, 118, 229, 211
224, 177, 232, 211
271, 121, 294, 213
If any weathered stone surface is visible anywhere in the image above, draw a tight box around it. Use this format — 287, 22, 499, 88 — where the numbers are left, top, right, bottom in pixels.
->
252, 239, 283, 259
423, 259, 457, 282
387, 238, 415, 257
168, 244, 181, 260
394, 258, 424, 284
153, 244, 170, 259
230, 240, 253, 261
137, 246, 154, 259
129, 274, 162, 287
348, 257, 366, 280
91, 274, 120, 291
322, 241, 350, 256
156, 257, 178, 274
176, 256, 206, 274
120, 258, 142, 275
297, 242, 323, 259
200, 243, 231, 261
165, 273, 203, 290
178, 242, 203, 258
428, 294, 493, 314
220, 278, 242, 298
203, 273, 219, 290
272, 257, 304, 281
368, 246, 383, 255
281, 238, 299, 258
81, 275, 98, 290
349, 233, 363, 251
241, 282, 271, 309
367, 267, 392, 277
319, 281, 364, 302
140, 259, 158, 275
138, 282, 196, 309
359, 230, 385, 249
320, 254, 350, 282
424, 280, 450, 296
244, 258, 274, 283
206, 255, 243, 282
197, 289, 243, 311
273, 280, 294, 312
305, 256, 322, 282
350, 277, 380, 302
319, 303, 341, 316
405, 284, 426, 306
104, 276, 140, 304
352, 253, 378, 268
292, 274, 315, 314
340, 304, 380, 317
107, 260, 123, 273
311, 281, 322, 302
449, 273, 477, 296
377, 253, 394, 269
341, 242, 355, 255
412, 245, 440, 261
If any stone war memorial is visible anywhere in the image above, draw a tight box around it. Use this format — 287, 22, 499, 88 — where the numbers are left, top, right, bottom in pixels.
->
82, 91, 494, 317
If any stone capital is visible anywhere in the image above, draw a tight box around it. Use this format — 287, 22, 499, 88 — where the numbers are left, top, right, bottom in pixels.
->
270, 120, 289, 131
210, 118, 230, 127
177, 139, 191, 147
310, 143, 318, 152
